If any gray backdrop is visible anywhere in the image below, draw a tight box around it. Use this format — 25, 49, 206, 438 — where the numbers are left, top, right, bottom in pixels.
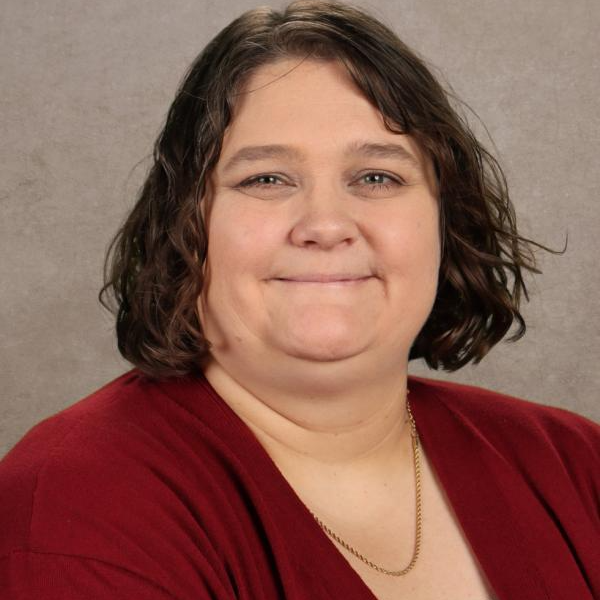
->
2, 0, 599, 458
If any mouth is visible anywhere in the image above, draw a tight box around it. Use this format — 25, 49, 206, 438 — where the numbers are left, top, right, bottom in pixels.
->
273, 276, 373, 285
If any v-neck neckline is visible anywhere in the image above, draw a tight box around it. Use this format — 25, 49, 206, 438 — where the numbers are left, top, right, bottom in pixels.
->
165, 371, 558, 600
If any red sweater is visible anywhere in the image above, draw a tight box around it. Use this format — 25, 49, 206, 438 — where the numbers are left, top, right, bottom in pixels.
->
0, 369, 598, 599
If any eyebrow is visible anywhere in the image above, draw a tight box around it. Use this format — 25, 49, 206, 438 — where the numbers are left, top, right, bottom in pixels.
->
220, 140, 422, 173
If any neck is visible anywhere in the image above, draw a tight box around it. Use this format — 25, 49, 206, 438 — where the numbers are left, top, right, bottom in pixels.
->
201, 358, 414, 490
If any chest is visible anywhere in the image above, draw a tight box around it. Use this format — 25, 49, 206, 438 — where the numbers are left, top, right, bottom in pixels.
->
337, 449, 499, 600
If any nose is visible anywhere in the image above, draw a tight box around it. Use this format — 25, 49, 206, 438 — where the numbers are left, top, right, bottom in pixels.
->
289, 182, 360, 249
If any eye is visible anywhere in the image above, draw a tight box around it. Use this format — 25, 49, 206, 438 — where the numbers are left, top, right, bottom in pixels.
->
236, 171, 405, 192
238, 174, 287, 189
355, 172, 404, 192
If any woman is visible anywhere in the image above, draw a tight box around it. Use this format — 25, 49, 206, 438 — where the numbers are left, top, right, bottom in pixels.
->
1, 1, 598, 599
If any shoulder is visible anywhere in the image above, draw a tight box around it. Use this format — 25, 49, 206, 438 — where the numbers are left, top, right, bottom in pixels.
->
0, 371, 139, 547
408, 374, 599, 443
408, 375, 600, 502
0, 369, 162, 499
0, 369, 247, 597
0, 369, 224, 560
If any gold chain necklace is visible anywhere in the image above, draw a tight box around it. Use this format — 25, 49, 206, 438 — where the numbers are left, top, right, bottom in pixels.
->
308, 390, 422, 577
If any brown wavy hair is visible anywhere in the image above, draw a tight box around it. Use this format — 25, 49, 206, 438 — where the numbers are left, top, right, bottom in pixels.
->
98, 0, 564, 380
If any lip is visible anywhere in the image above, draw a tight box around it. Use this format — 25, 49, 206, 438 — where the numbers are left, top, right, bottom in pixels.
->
274, 275, 373, 284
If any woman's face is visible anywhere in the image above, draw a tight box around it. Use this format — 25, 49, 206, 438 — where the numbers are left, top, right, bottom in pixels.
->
198, 58, 440, 372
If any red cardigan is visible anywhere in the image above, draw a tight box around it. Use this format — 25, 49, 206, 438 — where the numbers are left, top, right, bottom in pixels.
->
0, 369, 598, 599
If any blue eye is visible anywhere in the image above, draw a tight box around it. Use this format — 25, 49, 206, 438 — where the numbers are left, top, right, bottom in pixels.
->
239, 174, 285, 188
359, 172, 401, 191
238, 172, 404, 191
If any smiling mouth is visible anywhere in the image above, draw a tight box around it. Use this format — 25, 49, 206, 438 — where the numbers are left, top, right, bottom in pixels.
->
274, 276, 373, 285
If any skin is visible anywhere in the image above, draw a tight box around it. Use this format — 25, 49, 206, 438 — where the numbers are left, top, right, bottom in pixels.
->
197, 57, 441, 513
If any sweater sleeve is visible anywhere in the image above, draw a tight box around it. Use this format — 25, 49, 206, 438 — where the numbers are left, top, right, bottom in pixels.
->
0, 408, 240, 600
542, 404, 600, 525
2, 551, 181, 600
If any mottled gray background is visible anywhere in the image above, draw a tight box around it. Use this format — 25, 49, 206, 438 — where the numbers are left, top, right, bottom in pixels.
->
1, 0, 599, 458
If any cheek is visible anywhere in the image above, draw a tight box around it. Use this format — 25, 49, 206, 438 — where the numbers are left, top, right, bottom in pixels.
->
381, 211, 440, 272
383, 239, 438, 333
206, 203, 281, 278
377, 212, 441, 318
199, 207, 276, 332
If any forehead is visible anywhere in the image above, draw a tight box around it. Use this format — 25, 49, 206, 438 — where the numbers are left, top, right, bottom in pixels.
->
226, 58, 381, 134
237, 57, 355, 99
219, 58, 429, 170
